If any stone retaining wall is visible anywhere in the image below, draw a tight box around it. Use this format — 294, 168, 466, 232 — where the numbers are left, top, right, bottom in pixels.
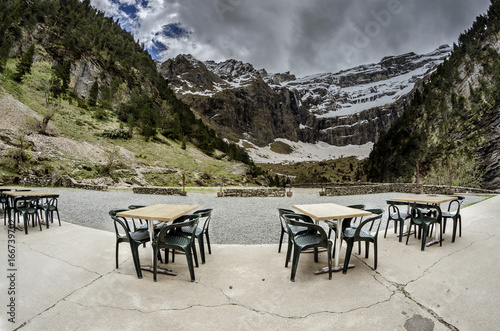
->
323, 183, 497, 196
133, 187, 184, 195
6, 175, 108, 191
221, 188, 286, 197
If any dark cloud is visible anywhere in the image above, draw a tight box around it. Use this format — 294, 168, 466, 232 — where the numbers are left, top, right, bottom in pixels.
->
91, 0, 492, 76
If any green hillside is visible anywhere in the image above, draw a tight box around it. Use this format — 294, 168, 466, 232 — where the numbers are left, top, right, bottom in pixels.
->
0, 0, 263, 186
365, 0, 500, 190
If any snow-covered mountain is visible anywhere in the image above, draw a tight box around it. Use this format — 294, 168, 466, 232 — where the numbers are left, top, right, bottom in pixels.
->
274, 45, 451, 118
158, 45, 451, 163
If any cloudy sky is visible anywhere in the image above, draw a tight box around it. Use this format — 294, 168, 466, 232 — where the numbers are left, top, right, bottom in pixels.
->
90, 0, 492, 77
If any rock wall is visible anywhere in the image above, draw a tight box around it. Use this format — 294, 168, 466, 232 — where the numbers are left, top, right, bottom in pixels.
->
133, 187, 184, 195
221, 188, 286, 197
323, 183, 497, 196
3, 175, 108, 191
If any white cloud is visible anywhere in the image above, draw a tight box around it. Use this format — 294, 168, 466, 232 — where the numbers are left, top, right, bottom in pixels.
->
91, 0, 491, 76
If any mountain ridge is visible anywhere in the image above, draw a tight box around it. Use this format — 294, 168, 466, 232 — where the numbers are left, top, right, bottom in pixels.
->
158, 45, 451, 161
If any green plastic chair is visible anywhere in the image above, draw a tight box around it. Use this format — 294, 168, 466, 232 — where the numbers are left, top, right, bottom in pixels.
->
110, 209, 150, 279
326, 204, 366, 239
385, 201, 410, 242
341, 209, 384, 274
16, 196, 42, 234
441, 196, 464, 242
284, 214, 332, 282
1, 193, 9, 226
406, 203, 442, 251
277, 208, 312, 254
127, 205, 149, 232
187, 209, 213, 264
165, 215, 199, 267
153, 214, 200, 282
40, 197, 61, 228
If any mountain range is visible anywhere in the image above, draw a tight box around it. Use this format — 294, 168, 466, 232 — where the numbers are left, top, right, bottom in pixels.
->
1, 0, 498, 190
158, 45, 451, 163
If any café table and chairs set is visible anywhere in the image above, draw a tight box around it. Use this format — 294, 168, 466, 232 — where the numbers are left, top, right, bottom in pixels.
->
1, 185, 60, 234
278, 194, 464, 281
114, 204, 213, 282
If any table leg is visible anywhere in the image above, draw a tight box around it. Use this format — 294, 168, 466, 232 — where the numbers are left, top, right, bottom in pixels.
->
314, 218, 354, 274
140, 220, 177, 276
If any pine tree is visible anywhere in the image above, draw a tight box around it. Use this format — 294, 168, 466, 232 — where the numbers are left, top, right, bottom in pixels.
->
88, 80, 99, 106
13, 43, 35, 82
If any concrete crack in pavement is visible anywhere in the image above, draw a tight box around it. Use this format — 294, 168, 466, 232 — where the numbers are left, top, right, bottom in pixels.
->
23, 242, 102, 276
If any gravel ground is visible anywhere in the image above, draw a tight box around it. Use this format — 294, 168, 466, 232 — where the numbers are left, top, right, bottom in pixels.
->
34, 187, 489, 245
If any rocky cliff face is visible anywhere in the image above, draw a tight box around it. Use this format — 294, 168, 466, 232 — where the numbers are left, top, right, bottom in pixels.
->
158, 46, 451, 150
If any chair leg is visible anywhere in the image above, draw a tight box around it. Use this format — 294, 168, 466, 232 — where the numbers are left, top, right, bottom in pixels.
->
56, 209, 61, 226
153, 246, 158, 282
23, 213, 29, 235
383, 221, 390, 238
290, 246, 301, 282
157, 250, 163, 263
285, 239, 293, 267
115, 241, 120, 269
405, 223, 411, 245
365, 241, 369, 259
398, 220, 404, 242
192, 241, 199, 268
373, 241, 378, 270
130, 243, 143, 279
421, 226, 429, 251
439, 222, 443, 246
205, 232, 212, 254
342, 242, 353, 274
458, 215, 462, 237
198, 235, 206, 264
327, 242, 332, 280
278, 228, 285, 252
35, 213, 42, 231
185, 249, 196, 282
451, 218, 458, 243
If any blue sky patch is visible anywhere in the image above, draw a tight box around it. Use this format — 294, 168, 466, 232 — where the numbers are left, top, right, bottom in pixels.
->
160, 23, 191, 39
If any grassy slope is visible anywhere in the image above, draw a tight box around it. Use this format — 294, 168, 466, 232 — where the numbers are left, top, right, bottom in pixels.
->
0, 58, 245, 187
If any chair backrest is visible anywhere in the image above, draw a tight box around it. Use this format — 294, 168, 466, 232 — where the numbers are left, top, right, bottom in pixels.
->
109, 209, 133, 235
193, 208, 213, 231
387, 200, 407, 220
348, 204, 366, 210
15, 196, 40, 211
446, 196, 465, 213
387, 200, 410, 207
278, 208, 295, 229
126, 205, 147, 231
46, 197, 58, 208
362, 209, 384, 231
350, 213, 384, 238
128, 205, 145, 209
410, 203, 442, 221
284, 214, 328, 240
156, 214, 200, 242
346, 204, 366, 226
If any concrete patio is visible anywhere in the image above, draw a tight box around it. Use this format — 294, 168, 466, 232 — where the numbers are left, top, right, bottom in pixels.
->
1, 194, 499, 330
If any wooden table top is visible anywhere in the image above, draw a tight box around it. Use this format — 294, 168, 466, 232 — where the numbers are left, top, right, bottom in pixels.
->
3, 191, 59, 198
293, 203, 372, 221
390, 195, 458, 204
116, 204, 198, 222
